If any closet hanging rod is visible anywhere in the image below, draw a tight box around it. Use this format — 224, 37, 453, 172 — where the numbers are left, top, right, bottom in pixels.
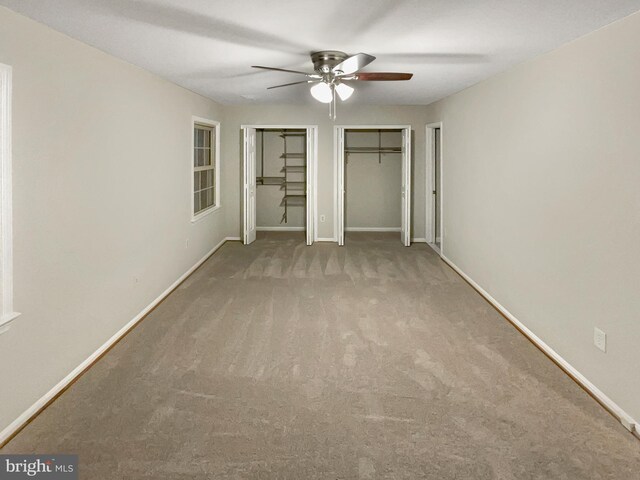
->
345, 149, 402, 154
279, 133, 306, 138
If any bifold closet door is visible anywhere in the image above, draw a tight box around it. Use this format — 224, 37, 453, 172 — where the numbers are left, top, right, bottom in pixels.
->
242, 127, 257, 245
336, 127, 345, 246
400, 128, 412, 247
305, 128, 315, 246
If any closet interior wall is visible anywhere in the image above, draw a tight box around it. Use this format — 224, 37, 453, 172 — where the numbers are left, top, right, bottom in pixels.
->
256, 129, 307, 230
345, 129, 403, 231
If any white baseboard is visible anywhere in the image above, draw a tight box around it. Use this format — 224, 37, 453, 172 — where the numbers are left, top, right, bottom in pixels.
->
441, 254, 639, 439
412, 238, 427, 243
0, 311, 20, 333
257, 226, 305, 232
426, 242, 441, 255
345, 227, 401, 232
226, 236, 241, 241
315, 237, 337, 242
0, 236, 235, 447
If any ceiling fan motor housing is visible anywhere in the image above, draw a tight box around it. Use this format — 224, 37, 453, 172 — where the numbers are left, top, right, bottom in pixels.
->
311, 51, 349, 74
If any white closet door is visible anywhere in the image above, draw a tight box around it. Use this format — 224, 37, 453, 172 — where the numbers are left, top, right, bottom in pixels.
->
305, 128, 315, 246
243, 127, 257, 245
400, 127, 412, 246
336, 127, 345, 246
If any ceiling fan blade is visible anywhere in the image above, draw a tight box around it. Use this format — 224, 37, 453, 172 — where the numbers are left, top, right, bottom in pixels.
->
252, 65, 318, 77
354, 72, 413, 81
332, 53, 376, 75
267, 80, 319, 90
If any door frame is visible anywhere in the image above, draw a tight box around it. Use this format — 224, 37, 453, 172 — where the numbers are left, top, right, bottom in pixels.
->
0, 63, 19, 332
241, 124, 318, 245
426, 122, 443, 255
241, 127, 257, 244
334, 125, 412, 246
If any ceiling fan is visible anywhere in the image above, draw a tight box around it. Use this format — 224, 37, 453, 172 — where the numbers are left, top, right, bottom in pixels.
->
252, 51, 413, 119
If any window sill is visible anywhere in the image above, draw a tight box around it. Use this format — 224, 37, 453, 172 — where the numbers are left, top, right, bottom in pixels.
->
0, 311, 21, 334
191, 204, 222, 223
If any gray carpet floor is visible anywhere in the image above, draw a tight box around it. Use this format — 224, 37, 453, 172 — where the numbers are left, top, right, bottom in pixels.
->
3, 232, 639, 479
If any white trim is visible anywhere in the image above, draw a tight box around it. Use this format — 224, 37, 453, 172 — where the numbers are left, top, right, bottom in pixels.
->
345, 227, 401, 232
315, 237, 336, 242
0, 236, 237, 447
0, 63, 19, 332
426, 122, 443, 254
241, 125, 318, 245
334, 125, 411, 246
306, 126, 317, 245
257, 226, 305, 232
240, 124, 318, 129
242, 127, 257, 244
427, 242, 441, 256
0, 312, 19, 334
190, 204, 222, 223
334, 124, 412, 130
401, 127, 412, 247
333, 126, 341, 245
441, 253, 640, 439
312, 127, 319, 243
191, 116, 221, 222
411, 238, 428, 243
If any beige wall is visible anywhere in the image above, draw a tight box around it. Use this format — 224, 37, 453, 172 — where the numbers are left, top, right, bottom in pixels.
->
221, 105, 430, 241
425, 11, 640, 423
0, 7, 226, 433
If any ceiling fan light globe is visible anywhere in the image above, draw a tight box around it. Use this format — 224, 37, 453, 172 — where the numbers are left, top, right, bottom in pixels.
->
310, 82, 333, 103
335, 83, 354, 101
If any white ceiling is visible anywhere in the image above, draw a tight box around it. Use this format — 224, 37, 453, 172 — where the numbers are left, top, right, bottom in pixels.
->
2, 0, 640, 105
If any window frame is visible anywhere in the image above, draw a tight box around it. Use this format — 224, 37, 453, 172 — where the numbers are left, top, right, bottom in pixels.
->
191, 116, 221, 222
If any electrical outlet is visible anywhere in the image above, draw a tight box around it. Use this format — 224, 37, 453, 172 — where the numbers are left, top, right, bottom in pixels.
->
133, 276, 139, 285
320, 215, 326, 223
594, 327, 606, 352
185, 238, 190, 249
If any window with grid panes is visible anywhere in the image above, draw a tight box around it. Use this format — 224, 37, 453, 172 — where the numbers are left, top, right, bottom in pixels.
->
193, 123, 216, 215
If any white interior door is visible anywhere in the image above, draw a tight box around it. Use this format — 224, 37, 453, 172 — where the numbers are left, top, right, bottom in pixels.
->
336, 127, 345, 246
305, 127, 315, 246
400, 128, 412, 246
242, 127, 257, 245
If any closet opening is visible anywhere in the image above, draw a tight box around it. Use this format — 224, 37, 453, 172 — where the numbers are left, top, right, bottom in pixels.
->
242, 125, 317, 246
335, 125, 412, 246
